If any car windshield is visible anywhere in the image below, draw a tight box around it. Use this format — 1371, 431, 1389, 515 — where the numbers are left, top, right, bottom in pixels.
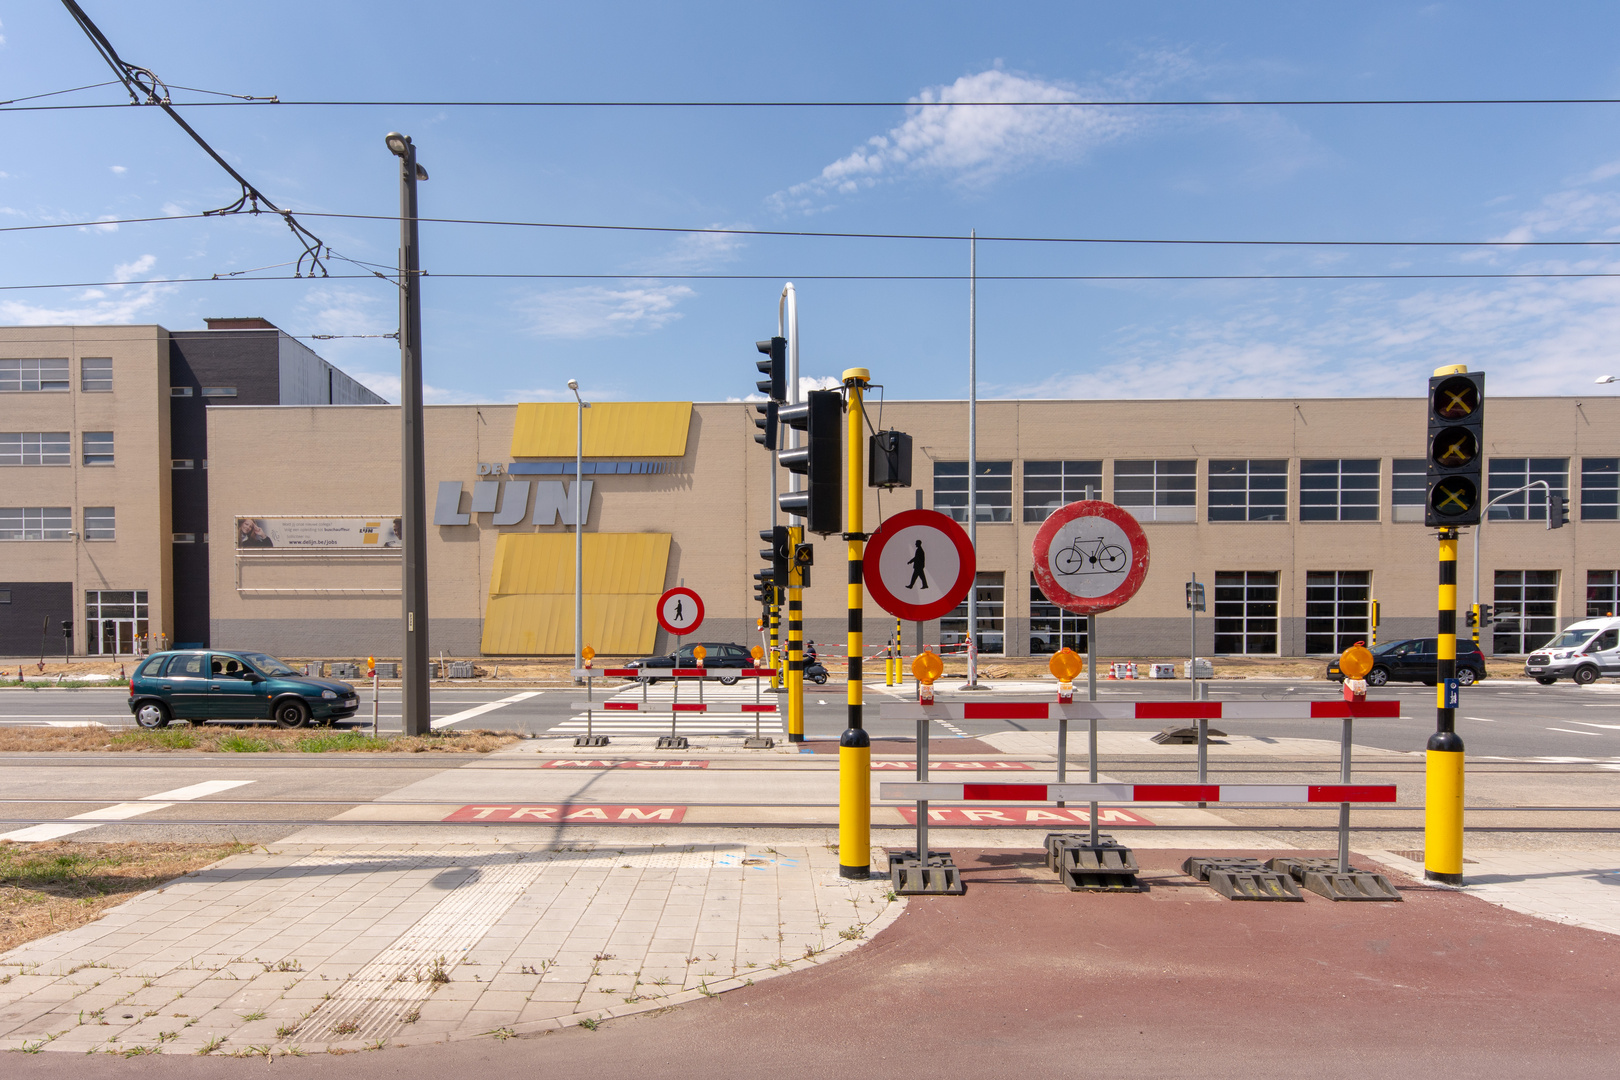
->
1542, 629, 1596, 650
238, 652, 299, 676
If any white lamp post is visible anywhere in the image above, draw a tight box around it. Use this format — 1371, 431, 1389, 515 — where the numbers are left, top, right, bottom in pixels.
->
568, 380, 590, 682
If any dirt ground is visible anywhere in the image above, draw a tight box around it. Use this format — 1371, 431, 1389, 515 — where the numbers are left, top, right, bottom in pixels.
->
0, 841, 248, 955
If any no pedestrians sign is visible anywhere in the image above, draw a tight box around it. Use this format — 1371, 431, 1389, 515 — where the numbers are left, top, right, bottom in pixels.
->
863, 508, 976, 622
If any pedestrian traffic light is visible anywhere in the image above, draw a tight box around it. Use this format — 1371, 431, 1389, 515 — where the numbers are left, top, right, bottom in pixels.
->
1547, 492, 1568, 530
756, 337, 786, 402
753, 400, 778, 452
778, 389, 843, 536
1425, 367, 1485, 527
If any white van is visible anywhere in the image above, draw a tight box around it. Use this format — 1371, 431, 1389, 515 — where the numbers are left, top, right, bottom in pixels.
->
1524, 617, 1620, 685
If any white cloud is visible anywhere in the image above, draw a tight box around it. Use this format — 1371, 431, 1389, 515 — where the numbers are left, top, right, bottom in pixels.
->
112, 254, 156, 281
83, 215, 119, 234
519, 284, 695, 339
725, 375, 846, 403
160, 202, 189, 217
110, 165, 127, 175
333, 367, 481, 407
770, 66, 1161, 213
635, 226, 748, 273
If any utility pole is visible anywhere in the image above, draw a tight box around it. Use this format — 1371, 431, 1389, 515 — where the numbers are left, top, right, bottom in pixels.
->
386, 132, 430, 737
965, 230, 978, 688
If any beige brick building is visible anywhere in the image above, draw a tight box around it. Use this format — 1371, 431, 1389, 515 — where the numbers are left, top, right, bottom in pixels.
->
201, 395, 1620, 660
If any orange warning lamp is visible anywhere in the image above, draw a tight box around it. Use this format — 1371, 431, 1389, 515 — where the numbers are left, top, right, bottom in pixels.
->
1049, 647, 1083, 703
912, 648, 944, 704
693, 644, 707, 666
750, 645, 764, 662
1339, 643, 1374, 681
367, 655, 376, 678
582, 645, 595, 669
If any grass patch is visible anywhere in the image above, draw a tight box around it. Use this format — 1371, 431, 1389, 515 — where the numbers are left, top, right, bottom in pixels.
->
0, 727, 520, 754
0, 840, 248, 953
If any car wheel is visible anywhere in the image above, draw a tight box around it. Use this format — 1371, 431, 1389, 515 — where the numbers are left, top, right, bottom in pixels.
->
273, 698, 310, 729
1457, 668, 1478, 686
1574, 665, 1600, 686
1536, 676, 1558, 686
1366, 667, 1389, 686
720, 675, 739, 686
134, 701, 170, 730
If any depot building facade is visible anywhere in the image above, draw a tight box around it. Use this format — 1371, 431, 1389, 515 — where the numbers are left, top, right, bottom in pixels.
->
194, 395, 1620, 661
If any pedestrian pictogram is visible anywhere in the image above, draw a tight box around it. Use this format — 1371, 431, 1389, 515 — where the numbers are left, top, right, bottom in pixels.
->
1031, 501, 1151, 614
863, 508, 976, 622
657, 586, 704, 636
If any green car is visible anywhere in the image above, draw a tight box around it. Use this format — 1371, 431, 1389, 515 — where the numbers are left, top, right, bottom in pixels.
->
127, 650, 360, 729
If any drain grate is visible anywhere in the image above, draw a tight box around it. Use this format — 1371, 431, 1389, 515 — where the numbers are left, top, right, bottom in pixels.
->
1390, 850, 1477, 865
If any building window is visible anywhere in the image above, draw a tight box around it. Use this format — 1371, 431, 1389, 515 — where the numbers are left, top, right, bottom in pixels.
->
80, 357, 113, 391
1588, 571, 1620, 618
1213, 571, 1280, 653
1113, 460, 1195, 522
1487, 458, 1568, 522
1300, 459, 1379, 522
82, 431, 114, 466
1029, 573, 1089, 654
84, 506, 115, 541
933, 462, 1013, 523
1207, 460, 1287, 522
172, 459, 194, 470
0, 432, 71, 466
940, 572, 1005, 654
0, 591, 9, 603
1391, 458, 1427, 523
201, 386, 238, 398
1493, 570, 1559, 654
85, 589, 149, 656
1304, 570, 1371, 653
0, 507, 73, 541
1581, 458, 1618, 521
1022, 460, 1103, 523
0, 357, 70, 392
171, 386, 194, 397
172, 533, 196, 544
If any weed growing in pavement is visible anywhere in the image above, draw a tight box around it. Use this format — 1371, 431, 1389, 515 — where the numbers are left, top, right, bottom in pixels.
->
592, 953, 615, 962
490, 1028, 515, 1041
425, 956, 450, 986
577, 1017, 598, 1031
240, 1009, 266, 1022
401, 1009, 420, 1025
121, 1044, 160, 1057
197, 1034, 225, 1055
157, 1031, 177, 1042
260, 958, 302, 972
330, 1019, 359, 1036
21, 1032, 63, 1053
365, 1038, 388, 1051
142, 1010, 159, 1019
276, 1022, 299, 1037
281, 1045, 307, 1057
697, 982, 716, 998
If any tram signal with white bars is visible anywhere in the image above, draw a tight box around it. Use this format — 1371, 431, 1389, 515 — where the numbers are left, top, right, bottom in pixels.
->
1425, 368, 1485, 527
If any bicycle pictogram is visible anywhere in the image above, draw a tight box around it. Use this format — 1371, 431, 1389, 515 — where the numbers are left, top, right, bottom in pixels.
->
1054, 535, 1127, 576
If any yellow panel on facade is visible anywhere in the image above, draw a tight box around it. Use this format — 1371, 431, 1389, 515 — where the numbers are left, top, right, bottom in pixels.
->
481, 532, 670, 655
510, 402, 692, 458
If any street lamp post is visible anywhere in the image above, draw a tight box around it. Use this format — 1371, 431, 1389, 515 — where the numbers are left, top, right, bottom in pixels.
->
568, 380, 591, 681
386, 132, 431, 737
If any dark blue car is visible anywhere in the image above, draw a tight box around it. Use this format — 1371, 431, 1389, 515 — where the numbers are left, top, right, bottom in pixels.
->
127, 650, 359, 729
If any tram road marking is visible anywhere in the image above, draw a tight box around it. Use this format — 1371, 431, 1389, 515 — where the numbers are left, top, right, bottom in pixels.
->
1547, 727, 1604, 736
1569, 721, 1620, 730
429, 691, 543, 730
0, 779, 255, 843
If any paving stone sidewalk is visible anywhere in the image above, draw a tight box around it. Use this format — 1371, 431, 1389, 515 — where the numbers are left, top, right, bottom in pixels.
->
0, 842, 898, 1057
1370, 848, 1620, 936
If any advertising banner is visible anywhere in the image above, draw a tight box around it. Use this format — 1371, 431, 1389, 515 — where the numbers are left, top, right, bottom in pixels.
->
235, 517, 400, 552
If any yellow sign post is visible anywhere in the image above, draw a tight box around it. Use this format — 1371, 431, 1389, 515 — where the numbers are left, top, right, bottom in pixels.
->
786, 524, 806, 742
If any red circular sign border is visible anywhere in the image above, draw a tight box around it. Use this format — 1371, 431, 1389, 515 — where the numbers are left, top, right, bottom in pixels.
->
1031, 501, 1151, 615
656, 586, 705, 636
863, 508, 977, 622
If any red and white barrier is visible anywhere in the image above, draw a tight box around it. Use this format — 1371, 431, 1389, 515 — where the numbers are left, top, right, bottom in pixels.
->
571, 701, 778, 714
880, 700, 1401, 721
879, 782, 1397, 803
588, 668, 777, 679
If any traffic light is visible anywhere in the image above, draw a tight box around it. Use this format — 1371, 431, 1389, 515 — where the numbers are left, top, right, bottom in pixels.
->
1547, 492, 1568, 530
790, 539, 813, 589
753, 400, 778, 452
755, 337, 786, 402
1369, 599, 1381, 628
756, 526, 788, 606
778, 389, 843, 536
1425, 368, 1485, 527
868, 429, 913, 489
1478, 603, 1494, 627
1465, 607, 1477, 628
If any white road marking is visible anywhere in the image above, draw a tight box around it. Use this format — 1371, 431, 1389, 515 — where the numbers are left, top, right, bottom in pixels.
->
1569, 721, 1620, 730
430, 691, 541, 730
1464, 716, 1497, 722
1546, 727, 1603, 736
0, 779, 255, 843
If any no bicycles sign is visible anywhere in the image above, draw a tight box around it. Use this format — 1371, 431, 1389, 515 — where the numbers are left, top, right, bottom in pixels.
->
1031, 500, 1150, 615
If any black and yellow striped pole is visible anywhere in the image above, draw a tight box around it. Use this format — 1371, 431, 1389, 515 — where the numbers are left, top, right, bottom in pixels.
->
786, 524, 805, 742
839, 367, 871, 879
769, 597, 781, 691
1426, 527, 1465, 884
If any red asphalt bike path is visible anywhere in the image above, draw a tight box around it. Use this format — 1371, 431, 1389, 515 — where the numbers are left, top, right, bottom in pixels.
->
20, 849, 1616, 1080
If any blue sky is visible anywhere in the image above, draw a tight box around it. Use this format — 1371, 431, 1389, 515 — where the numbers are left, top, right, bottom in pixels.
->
6, 2, 1620, 404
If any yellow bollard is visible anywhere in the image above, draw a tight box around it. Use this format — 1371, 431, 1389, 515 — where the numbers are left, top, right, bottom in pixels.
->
839, 367, 871, 879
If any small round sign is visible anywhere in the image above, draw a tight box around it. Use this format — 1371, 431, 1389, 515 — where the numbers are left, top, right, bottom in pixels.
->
1031, 501, 1151, 615
863, 509, 976, 623
657, 586, 704, 636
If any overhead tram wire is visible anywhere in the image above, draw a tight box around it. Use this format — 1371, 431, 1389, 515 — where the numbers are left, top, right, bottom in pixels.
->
14, 209, 1620, 249
12, 95, 1620, 112
12, 269, 1620, 293
57, 0, 331, 276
